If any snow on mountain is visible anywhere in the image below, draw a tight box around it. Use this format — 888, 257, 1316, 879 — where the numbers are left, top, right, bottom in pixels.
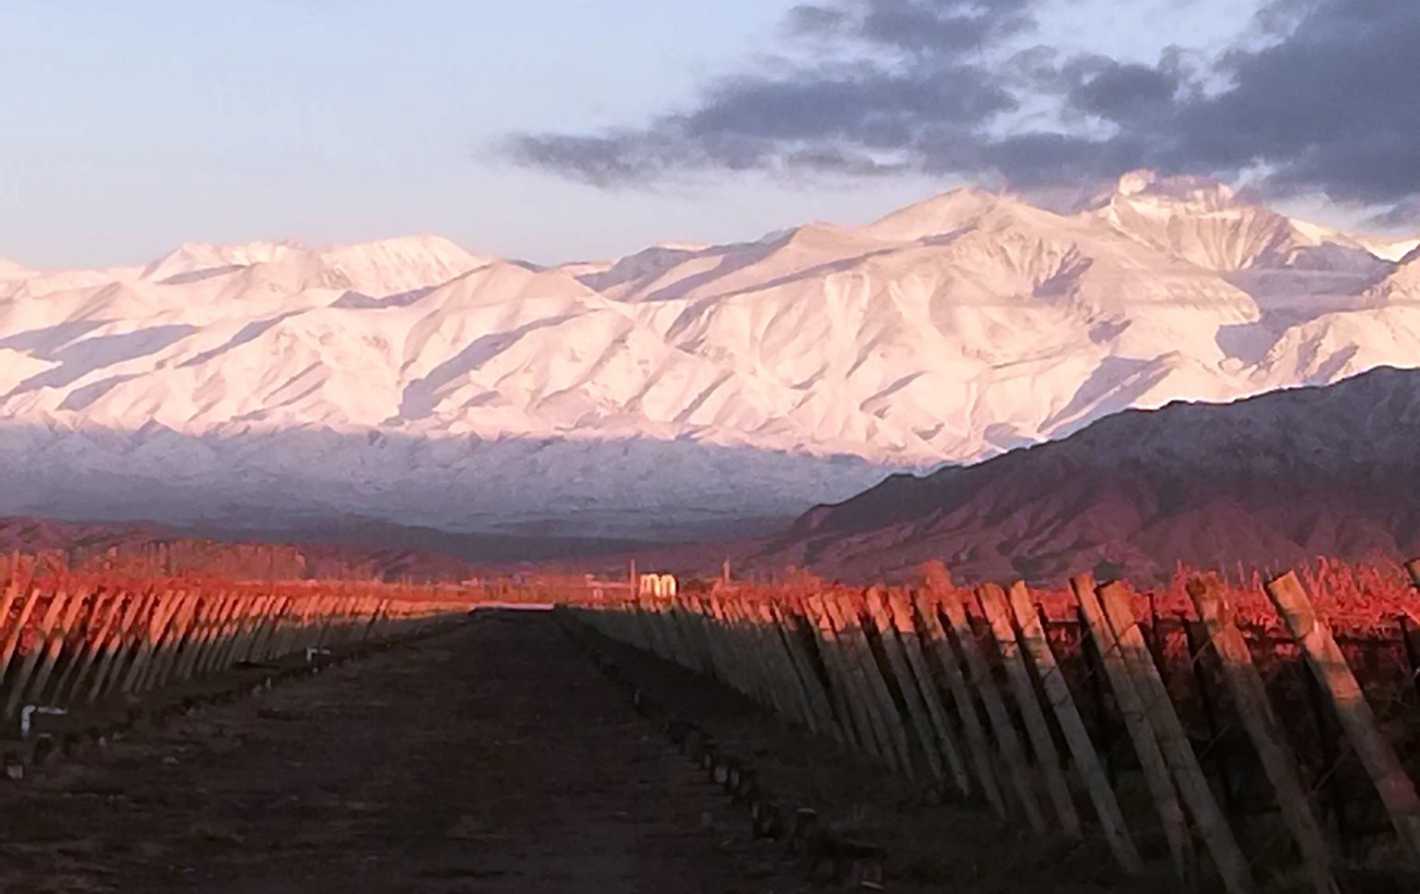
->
1358, 236, 1420, 263
1, 181, 1417, 539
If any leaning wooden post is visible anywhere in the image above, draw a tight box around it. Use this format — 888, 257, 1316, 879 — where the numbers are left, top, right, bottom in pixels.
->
750, 601, 822, 732
884, 589, 973, 798
865, 589, 948, 783
173, 593, 218, 681
940, 584, 1046, 831
0, 579, 27, 686
1074, 574, 1193, 882
1266, 570, 1420, 859
87, 593, 142, 702
797, 595, 871, 748
911, 588, 1007, 818
815, 593, 896, 763
56, 591, 121, 704
829, 592, 916, 775
98, 591, 154, 699
0, 583, 42, 689
23, 588, 88, 707
978, 583, 1081, 838
732, 599, 792, 718
5, 590, 73, 720
121, 591, 181, 695
1098, 581, 1252, 894
1007, 581, 1141, 874
1189, 577, 1339, 894
805, 594, 885, 760
768, 601, 843, 740
145, 592, 199, 691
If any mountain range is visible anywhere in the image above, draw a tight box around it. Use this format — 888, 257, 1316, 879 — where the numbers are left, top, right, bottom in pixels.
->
1, 171, 1416, 540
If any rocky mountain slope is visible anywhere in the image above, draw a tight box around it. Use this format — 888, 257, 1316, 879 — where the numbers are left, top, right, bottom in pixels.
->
0, 172, 1415, 539
750, 365, 1420, 584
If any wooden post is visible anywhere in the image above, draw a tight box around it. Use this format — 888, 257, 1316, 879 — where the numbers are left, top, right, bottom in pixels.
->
174, 593, 219, 681
722, 597, 785, 713
814, 593, 896, 762
145, 592, 198, 691
1007, 581, 1141, 874
0, 584, 41, 689
939, 584, 1046, 831
1098, 581, 1252, 894
805, 594, 886, 761
828, 592, 916, 776
752, 601, 825, 733
884, 589, 973, 798
1189, 577, 1338, 894
706, 596, 761, 703
5, 590, 73, 720
120, 591, 181, 695
1073, 574, 1193, 882
0, 578, 26, 686
978, 583, 1081, 838
864, 589, 948, 783
1266, 570, 1420, 859
911, 588, 1007, 818
55, 591, 121, 704
768, 601, 842, 740
196, 592, 242, 675
796, 596, 867, 747
87, 592, 143, 702
99, 591, 156, 699
22, 588, 87, 707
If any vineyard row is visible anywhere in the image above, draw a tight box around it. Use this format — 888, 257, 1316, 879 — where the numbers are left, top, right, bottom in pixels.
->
564, 559, 1420, 894
0, 572, 473, 744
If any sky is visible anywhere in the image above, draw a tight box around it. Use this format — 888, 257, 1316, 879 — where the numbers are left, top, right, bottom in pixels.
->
2, 0, 1415, 270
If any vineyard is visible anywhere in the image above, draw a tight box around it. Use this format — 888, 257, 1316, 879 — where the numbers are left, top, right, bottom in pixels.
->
0, 557, 477, 769
564, 557, 1420, 892
6, 548, 1420, 890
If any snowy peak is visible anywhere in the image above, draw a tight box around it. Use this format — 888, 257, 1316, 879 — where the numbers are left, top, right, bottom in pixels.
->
142, 241, 302, 282
860, 186, 1025, 242
139, 235, 487, 298
315, 235, 489, 297
1111, 169, 1238, 213
1089, 169, 1382, 275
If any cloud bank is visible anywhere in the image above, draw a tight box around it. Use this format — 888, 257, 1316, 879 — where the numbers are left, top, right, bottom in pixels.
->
505, 0, 1418, 223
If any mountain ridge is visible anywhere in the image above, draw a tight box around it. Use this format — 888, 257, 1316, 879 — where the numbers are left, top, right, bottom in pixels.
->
1, 172, 1417, 538
754, 364, 1420, 584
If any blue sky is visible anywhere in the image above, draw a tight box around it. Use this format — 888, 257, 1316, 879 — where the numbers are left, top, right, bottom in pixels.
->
2, 1, 1407, 269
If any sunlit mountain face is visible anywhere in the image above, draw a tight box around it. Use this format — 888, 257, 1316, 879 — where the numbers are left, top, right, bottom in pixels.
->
1, 172, 1416, 539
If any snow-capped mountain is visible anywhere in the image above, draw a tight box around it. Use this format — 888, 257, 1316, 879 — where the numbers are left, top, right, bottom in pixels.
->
1, 175, 1417, 539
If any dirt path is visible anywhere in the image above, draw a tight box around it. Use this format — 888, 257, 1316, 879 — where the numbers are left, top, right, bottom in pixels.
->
0, 611, 797, 893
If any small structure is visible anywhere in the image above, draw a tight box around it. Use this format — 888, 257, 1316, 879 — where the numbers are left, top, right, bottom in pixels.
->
638, 573, 678, 598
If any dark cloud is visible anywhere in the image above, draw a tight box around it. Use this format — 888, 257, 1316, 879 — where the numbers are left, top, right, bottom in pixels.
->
505, 0, 1420, 221
787, 0, 1035, 52
1066, 59, 1182, 123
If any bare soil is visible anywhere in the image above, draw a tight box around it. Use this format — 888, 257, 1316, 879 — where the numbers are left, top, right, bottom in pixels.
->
0, 611, 802, 892
1, 610, 1168, 893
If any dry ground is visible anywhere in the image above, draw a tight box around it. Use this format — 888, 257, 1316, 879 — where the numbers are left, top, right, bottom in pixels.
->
1, 610, 1170, 893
